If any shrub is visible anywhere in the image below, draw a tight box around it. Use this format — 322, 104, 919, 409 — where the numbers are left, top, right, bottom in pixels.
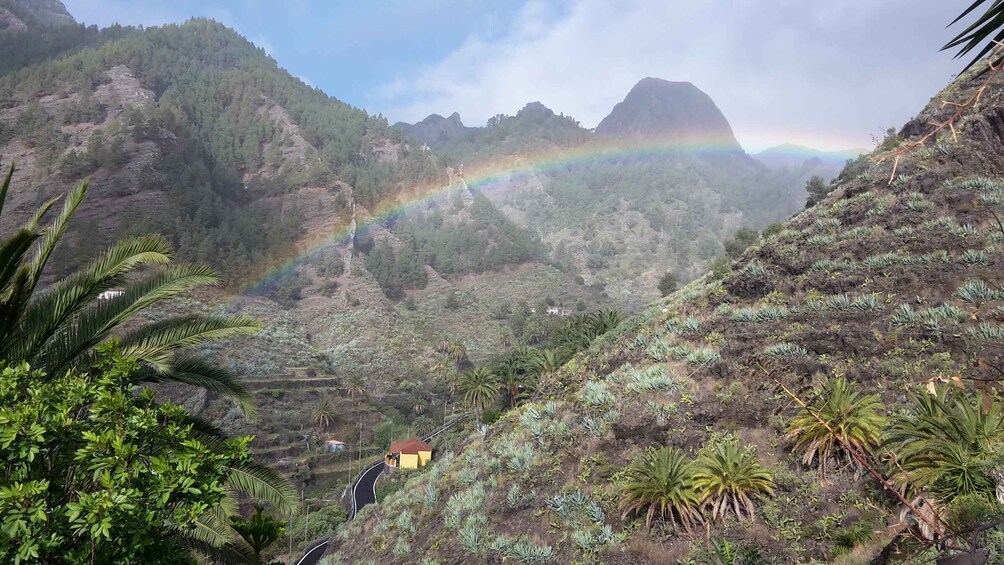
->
969, 323, 1004, 341
825, 294, 852, 311
787, 377, 886, 478
458, 524, 486, 553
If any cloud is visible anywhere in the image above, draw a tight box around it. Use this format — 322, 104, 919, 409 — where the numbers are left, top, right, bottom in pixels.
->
371, 0, 964, 150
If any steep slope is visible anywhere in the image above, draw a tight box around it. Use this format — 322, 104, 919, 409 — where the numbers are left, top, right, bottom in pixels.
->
595, 77, 741, 152
326, 65, 1004, 563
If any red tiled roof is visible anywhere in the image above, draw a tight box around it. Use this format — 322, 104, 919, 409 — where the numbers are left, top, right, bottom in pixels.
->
388, 437, 432, 455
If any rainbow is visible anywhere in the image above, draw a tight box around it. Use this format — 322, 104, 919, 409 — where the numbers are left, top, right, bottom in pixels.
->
236, 132, 851, 297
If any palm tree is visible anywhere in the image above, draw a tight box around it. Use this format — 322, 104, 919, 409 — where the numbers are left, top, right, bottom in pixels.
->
313, 398, 335, 430
412, 415, 435, 437
619, 447, 704, 531
526, 348, 567, 381
0, 166, 296, 557
344, 373, 367, 401
943, 0, 1004, 73
496, 349, 535, 408
0, 166, 261, 412
884, 386, 1004, 502
457, 366, 500, 416
786, 377, 886, 479
436, 337, 468, 366
693, 438, 775, 522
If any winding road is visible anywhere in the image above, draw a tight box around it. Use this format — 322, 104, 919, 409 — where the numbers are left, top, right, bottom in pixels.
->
293, 415, 468, 565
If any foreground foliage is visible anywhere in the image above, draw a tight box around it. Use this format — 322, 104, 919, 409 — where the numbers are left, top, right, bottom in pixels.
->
0, 350, 246, 564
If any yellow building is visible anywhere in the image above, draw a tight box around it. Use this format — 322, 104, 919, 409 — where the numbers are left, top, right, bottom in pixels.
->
386, 438, 433, 469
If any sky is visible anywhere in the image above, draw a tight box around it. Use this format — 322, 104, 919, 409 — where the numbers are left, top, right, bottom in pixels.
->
62, 0, 976, 152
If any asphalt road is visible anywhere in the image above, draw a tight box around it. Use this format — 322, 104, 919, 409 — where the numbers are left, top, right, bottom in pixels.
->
293, 415, 468, 565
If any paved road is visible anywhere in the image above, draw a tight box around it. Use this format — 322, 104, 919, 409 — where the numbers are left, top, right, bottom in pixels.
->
293, 415, 468, 565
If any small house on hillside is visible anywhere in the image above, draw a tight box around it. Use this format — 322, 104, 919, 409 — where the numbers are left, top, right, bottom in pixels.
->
324, 440, 345, 453
386, 437, 432, 469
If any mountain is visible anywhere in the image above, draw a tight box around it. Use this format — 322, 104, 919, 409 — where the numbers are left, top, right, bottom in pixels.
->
595, 77, 742, 152
391, 111, 468, 149
754, 143, 863, 172
0, 11, 613, 503
328, 61, 1004, 564
394, 86, 802, 308
0, 0, 75, 30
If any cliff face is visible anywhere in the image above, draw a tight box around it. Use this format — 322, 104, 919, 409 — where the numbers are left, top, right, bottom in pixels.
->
595, 77, 742, 152
0, 0, 75, 28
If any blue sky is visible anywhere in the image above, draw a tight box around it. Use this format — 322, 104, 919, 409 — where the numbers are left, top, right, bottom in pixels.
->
62, 0, 972, 151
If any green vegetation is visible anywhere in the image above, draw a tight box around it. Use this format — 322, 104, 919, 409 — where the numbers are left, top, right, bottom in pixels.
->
618, 447, 703, 530
0, 352, 248, 564
786, 378, 886, 478
0, 166, 294, 561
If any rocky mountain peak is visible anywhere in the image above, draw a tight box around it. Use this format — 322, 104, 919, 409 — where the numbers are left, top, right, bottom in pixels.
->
392, 112, 469, 149
515, 101, 555, 122
0, 0, 76, 29
595, 77, 741, 151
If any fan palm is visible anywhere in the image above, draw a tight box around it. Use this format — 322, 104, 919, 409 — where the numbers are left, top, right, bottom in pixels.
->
693, 438, 775, 522
0, 165, 259, 413
943, 0, 1004, 73
786, 377, 887, 479
619, 447, 704, 531
457, 366, 500, 415
884, 386, 1004, 502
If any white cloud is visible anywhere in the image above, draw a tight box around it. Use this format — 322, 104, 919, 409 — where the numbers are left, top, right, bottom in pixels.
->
371, 0, 964, 151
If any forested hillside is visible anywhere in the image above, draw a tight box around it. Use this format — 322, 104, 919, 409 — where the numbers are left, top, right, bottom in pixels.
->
329, 56, 1004, 564
0, 10, 605, 506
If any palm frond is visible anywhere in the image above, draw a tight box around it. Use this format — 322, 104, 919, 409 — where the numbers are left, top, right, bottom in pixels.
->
32, 264, 220, 375
0, 162, 12, 221
224, 459, 299, 516
119, 314, 261, 371
181, 536, 257, 565
29, 179, 88, 285
0, 229, 41, 296
141, 355, 254, 416
943, 0, 1004, 73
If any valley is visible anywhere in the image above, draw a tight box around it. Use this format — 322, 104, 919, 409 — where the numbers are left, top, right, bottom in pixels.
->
2, 1, 1002, 564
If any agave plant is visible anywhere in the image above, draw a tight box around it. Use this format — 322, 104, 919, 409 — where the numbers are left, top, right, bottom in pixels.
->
619, 447, 704, 531
884, 386, 1004, 502
786, 377, 886, 479
0, 165, 296, 556
693, 438, 775, 522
